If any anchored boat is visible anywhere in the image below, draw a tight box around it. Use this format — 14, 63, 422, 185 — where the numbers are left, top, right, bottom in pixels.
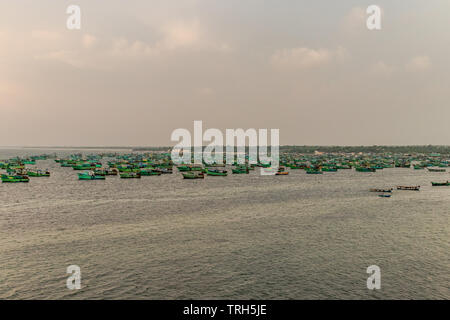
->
397, 186, 420, 191
232, 166, 250, 174
275, 167, 289, 175
120, 172, 141, 179
370, 188, 393, 193
140, 169, 162, 176
78, 172, 105, 180
26, 169, 50, 177
378, 194, 392, 198
182, 171, 204, 179
1, 174, 30, 183
431, 181, 450, 186
206, 169, 228, 176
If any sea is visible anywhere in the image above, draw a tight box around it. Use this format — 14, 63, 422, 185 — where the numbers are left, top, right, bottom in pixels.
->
0, 147, 448, 299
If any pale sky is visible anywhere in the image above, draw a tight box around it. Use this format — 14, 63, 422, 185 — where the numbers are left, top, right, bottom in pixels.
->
0, 0, 449, 146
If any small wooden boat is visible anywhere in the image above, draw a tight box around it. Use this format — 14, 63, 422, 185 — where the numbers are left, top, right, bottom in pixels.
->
378, 194, 391, 198
159, 168, 173, 174
182, 171, 204, 179
427, 168, 446, 172
26, 169, 50, 177
431, 181, 450, 186
78, 172, 105, 180
120, 172, 141, 179
206, 169, 228, 176
356, 167, 376, 172
140, 169, 162, 176
370, 188, 393, 193
397, 186, 420, 191
1, 174, 30, 183
232, 167, 249, 174
105, 168, 119, 176
275, 167, 289, 175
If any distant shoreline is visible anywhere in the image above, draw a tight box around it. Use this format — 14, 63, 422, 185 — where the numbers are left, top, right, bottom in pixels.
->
0, 145, 449, 154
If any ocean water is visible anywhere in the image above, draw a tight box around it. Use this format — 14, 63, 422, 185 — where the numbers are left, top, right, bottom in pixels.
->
0, 148, 449, 299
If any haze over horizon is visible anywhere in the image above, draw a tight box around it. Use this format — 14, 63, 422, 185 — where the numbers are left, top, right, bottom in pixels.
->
1, 1, 449, 147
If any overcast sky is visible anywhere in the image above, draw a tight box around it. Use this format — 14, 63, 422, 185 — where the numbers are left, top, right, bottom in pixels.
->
0, 0, 449, 146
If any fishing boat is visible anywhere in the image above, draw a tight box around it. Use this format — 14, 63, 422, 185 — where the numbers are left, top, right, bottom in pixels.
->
232, 166, 249, 174
378, 194, 391, 198
397, 186, 420, 191
140, 169, 162, 176
177, 165, 191, 172
355, 167, 376, 172
1, 174, 30, 183
306, 169, 322, 174
427, 168, 446, 172
159, 167, 173, 174
206, 169, 228, 176
182, 171, 204, 179
105, 168, 119, 176
190, 165, 204, 171
119, 172, 141, 179
431, 181, 450, 186
370, 188, 393, 193
26, 169, 50, 177
73, 165, 97, 170
78, 172, 105, 180
275, 167, 289, 175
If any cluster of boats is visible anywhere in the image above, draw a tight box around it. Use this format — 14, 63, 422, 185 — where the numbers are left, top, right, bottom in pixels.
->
0, 156, 52, 183
2, 150, 450, 186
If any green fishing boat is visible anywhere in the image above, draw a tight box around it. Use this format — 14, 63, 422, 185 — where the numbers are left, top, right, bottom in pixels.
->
105, 168, 119, 175
232, 167, 249, 174
140, 169, 162, 176
120, 172, 141, 179
78, 172, 105, 180
306, 169, 322, 174
182, 172, 204, 179
26, 170, 50, 177
1, 174, 30, 183
431, 181, 450, 186
355, 167, 376, 172
73, 165, 97, 170
206, 169, 228, 176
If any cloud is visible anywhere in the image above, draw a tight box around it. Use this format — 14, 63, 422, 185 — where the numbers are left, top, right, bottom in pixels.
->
36, 50, 86, 68
370, 61, 395, 76
82, 34, 97, 49
160, 20, 201, 49
110, 38, 158, 58
110, 20, 231, 59
405, 56, 432, 72
271, 46, 348, 69
341, 7, 366, 34
31, 30, 62, 41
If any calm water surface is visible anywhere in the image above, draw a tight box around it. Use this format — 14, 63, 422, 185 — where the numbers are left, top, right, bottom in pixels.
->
0, 148, 449, 299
